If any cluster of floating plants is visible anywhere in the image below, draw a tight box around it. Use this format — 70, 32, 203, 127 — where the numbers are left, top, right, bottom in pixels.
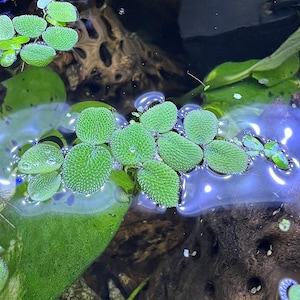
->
16, 92, 290, 209
0, 0, 78, 67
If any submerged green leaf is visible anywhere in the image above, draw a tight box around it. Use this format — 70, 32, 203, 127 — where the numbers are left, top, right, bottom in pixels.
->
271, 151, 289, 170
158, 131, 203, 172
28, 171, 61, 201
184, 109, 218, 145
140, 101, 178, 133
42, 26, 78, 51
62, 144, 112, 194
76, 107, 115, 144
110, 123, 156, 165
20, 43, 56, 67
204, 140, 248, 174
242, 135, 264, 151
0, 49, 16, 67
137, 160, 179, 207
0, 257, 8, 292
263, 141, 280, 158
12, 15, 47, 38
18, 143, 64, 174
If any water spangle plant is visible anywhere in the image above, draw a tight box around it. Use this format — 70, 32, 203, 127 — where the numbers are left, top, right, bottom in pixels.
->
76, 107, 115, 144
140, 101, 178, 133
18, 143, 64, 174
62, 143, 113, 194
110, 122, 156, 165
14, 92, 292, 209
184, 109, 218, 145
0, 0, 78, 67
137, 160, 180, 207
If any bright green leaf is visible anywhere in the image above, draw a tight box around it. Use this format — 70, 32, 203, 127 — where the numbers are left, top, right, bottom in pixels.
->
28, 171, 62, 201
140, 101, 178, 133
271, 151, 289, 170
46, 1, 78, 22
204, 140, 248, 174
20, 43, 56, 67
110, 123, 156, 165
42, 26, 78, 51
12, 15, 47, 38
62, 144, 113, 194
0, 49, 16, 67
184, 109, 218, 145
18, 143, 64, 174
263, 141, 280, 158
288, 284, 300, 300
137, 160, 179, 207
76, 107, 115, 144
0, 15, 14, 40
158, 131, 203, 172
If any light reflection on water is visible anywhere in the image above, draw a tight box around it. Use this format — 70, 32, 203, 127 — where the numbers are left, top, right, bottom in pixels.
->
178, 103, 300, 216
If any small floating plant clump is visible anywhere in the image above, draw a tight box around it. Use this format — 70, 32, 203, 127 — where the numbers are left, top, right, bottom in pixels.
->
16, 92, 291, 208
0, 0, 78, 67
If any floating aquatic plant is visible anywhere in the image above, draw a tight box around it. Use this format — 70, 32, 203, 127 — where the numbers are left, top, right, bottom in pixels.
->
157, 131, 203, 172
76, 107, 115, 144
0, 0, 78, 67
0, 15, 14, 40
18, 143, 63, 174
204, 140, 249, 174
110, 122, 156, 165
45, 1, 78, 23
62, 144, 112, 194
140, 101, 178, 133
184, 109, 218, 145
12, 15, 47, 38
28, 171, 61, 201
137, 160, 180, 207
20, 43, 56, 67
42, 26, 78, 51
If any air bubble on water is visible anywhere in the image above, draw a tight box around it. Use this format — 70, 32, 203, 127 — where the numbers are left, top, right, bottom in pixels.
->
134, 92, 165, 112
114, 113, 129, 129
178, 104, 201, 119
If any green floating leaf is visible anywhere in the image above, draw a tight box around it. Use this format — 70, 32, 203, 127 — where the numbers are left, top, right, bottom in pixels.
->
70, 101, 113, 113
18, 143, 64, 174
137, 160, 179, 207
42, 26, 78, 51
252, 54, 299, 87
184, 109, 218, 145
0, 15, 14, 40
0, 49, 16, 67
46, 1, 78, 22
76, 107, 115, 144
62, 144, 113, 194
158, 131, 203, 172
271, 151, 289, 170
263, 141, 280, 158
140, 101, 178, 133
204, 140, 248, 174
242, 135, 264, 151
28, 171, 61, 201
20, 43, 56, 67
12, 15, 47, 38
0, 257, 8, 292
289, 284, 300, 300
110, 123, 155, 165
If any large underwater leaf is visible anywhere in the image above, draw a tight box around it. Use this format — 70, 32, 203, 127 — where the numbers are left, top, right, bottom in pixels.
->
0, 99, 129, 298
1, 66, 66, 116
